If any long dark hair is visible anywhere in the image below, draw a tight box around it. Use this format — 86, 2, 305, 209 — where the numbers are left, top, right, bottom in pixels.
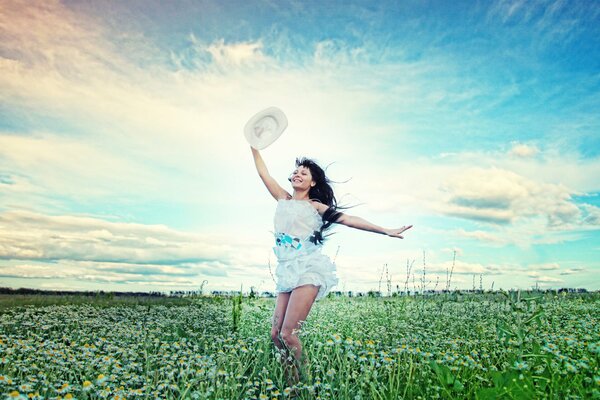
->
290, 157, 343, 244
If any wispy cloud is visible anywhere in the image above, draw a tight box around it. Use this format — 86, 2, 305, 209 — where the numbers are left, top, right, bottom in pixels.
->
509, 142, 539, 158
189, 36, 267, 67
440, 166, 581, 225
0, 209, 275, 289
559, 267, 585, 276
531, 262, 560, 271
1, 0, 598, 291
528, 271, 563, 284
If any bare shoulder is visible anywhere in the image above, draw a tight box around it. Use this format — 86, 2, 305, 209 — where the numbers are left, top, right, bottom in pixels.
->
309, 200, 329, 215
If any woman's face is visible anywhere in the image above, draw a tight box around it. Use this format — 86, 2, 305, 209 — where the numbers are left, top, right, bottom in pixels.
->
290, 166, 315, 190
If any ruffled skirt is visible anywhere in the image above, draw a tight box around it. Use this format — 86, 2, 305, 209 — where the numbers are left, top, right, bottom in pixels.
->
273, 245, 339, 301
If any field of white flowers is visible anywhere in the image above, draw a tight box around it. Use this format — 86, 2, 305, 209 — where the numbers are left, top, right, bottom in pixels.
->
0, 291, 598, 399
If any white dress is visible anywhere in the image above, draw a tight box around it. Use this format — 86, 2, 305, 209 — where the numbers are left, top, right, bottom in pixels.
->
273, 199, 339, 301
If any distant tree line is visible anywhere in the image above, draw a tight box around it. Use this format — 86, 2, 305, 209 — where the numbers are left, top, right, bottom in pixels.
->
0, 287, 165, 297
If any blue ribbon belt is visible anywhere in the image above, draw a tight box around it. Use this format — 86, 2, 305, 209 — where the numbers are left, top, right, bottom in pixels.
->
275, 232, 304, 250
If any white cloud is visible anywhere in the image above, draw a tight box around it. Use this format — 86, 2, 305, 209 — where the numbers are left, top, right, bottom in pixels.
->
455, 229, 508, 245
530, 262, 560, 270
0, 134, 163, 198
0, 208, 282, 290
509, 142, 539, 158
313, 39, 367, 66
349, 148, 600, 249
425, 260, 490, 275
0, 262, 197, 285
439, 166, 580, 225
581, 203, 600, 225
0, 210, 220, 261
560, 268, 585, 275
527, 271, 563, 283
204, 38, 267, 66
332, 247, 502, 294
441, 247, 463, 257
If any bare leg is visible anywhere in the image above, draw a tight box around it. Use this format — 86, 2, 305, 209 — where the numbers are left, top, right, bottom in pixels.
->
280, 284, 319, 386
271, 292, 300, 390
271, 291, 291, 352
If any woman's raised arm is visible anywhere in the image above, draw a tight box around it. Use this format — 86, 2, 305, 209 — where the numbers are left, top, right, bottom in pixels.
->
251, 147, 291, 201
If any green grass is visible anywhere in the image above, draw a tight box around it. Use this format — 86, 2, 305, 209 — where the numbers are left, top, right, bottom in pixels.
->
0, 292, 598, 399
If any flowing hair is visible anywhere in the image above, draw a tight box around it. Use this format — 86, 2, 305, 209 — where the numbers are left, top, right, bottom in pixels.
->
289, 157, 344, 244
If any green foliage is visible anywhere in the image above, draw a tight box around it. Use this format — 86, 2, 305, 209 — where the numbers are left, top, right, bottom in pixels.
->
232, 290, 243, 333
429, 360, 464, 394
0, 292, 597, 399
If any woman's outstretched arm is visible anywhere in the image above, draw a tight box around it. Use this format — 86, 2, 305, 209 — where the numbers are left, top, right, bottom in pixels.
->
311, 201, 412, 239
337, 214, 412, 238
251, 147, 290, 201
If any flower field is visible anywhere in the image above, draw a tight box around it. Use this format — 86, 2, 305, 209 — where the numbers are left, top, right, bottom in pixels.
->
0, 292, 598, 399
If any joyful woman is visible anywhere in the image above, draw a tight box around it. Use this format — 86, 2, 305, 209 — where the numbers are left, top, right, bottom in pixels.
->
251, 147, 412, 388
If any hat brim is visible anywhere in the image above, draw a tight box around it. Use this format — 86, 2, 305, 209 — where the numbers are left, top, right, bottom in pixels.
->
244, 107, 288, 150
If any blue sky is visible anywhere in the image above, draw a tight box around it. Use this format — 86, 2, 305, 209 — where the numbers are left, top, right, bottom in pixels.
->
0, 0, 599, 293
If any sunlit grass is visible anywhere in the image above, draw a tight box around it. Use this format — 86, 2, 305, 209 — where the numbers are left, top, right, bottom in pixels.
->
0, 292, 598, 399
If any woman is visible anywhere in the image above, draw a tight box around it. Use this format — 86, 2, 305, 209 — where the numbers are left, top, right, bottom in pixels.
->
251, 147, 412, 388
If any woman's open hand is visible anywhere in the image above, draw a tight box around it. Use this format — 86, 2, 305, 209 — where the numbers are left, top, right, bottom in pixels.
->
385, 225, 413, 239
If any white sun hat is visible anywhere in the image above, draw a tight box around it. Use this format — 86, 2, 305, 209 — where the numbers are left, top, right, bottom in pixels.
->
244, 107, 288, 150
